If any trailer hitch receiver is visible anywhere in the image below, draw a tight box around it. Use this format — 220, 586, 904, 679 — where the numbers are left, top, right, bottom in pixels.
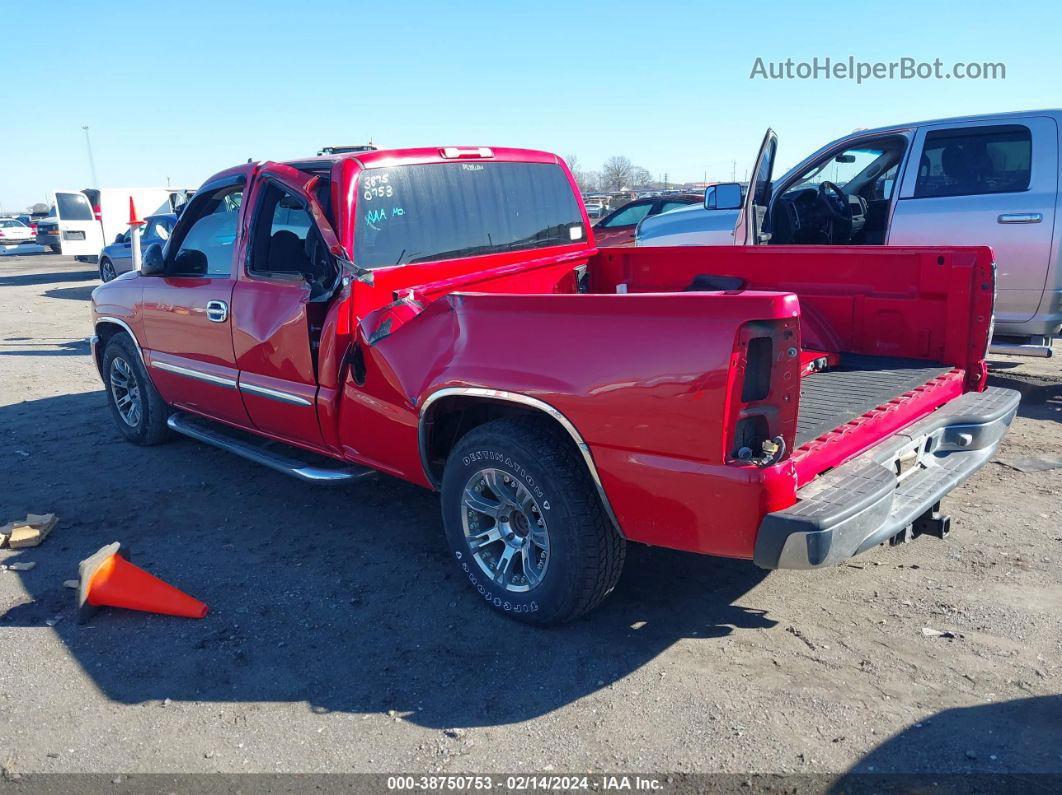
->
889, 503, 952, 546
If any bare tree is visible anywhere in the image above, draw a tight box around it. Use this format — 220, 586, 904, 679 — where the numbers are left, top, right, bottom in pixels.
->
601, 156, 634, 191
565, 154, 599, 193
630, 167, 654, 189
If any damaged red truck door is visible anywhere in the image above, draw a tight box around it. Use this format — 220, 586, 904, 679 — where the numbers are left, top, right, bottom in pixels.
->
90, 146, 1019, 625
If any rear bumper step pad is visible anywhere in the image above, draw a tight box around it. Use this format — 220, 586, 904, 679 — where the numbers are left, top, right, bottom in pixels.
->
754, 387, 1020, 569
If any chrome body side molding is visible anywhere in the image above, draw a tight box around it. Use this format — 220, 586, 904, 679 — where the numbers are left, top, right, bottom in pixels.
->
151, 360, 238, 389
239, 381, 313, 406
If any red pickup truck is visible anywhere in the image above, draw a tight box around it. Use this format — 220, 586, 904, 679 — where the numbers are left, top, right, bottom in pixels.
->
89, 145, 1019, 624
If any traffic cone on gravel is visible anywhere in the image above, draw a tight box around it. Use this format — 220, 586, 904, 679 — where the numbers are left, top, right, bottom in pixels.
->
76, 542, 208, 623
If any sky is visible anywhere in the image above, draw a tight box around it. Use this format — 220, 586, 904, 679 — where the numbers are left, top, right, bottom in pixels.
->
1, 0, 1059, 211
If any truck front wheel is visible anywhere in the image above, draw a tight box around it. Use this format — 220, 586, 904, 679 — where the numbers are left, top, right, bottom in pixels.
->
101, 333, 172, 446
441, 417, 626, 625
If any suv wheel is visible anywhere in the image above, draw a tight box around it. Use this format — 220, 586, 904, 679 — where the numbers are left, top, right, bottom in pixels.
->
101, 333, 172, 445
441, 417, 626, 625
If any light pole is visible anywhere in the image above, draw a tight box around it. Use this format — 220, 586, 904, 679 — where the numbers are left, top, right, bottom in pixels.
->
82, 125, 99, 188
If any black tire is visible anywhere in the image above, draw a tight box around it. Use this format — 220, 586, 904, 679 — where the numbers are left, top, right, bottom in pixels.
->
101, 333, 172, 445
99, 258, 117, 282
49, 245, 61, 254
441, 416, 626, 625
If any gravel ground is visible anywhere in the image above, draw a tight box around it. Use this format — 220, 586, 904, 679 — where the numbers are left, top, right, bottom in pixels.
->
0, 254, 1059, 779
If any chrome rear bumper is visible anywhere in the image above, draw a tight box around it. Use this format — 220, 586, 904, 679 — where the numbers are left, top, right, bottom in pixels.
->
754, 387, 1021, 569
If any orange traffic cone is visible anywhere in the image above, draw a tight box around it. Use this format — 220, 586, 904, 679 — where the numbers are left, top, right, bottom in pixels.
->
77, 542, 208, 623
127, 196, 144, 228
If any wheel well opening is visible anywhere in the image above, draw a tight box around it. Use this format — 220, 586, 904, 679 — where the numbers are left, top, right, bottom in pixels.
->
94, 322, 124, 371
422, 397, 574, 486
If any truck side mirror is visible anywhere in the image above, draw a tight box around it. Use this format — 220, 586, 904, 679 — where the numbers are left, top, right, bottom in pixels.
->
704, 183, 743, 211
141, 243, 166, 276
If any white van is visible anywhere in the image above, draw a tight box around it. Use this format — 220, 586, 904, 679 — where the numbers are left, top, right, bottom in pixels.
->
36, 188, 194, 260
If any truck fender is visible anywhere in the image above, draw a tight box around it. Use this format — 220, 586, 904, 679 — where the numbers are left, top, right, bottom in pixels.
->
418, 387, 624, 538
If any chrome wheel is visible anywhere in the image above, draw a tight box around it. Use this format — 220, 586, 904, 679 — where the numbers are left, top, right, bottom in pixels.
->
109, 357, 142, 427
461, 468, 550, 592
100, 259, 116, 282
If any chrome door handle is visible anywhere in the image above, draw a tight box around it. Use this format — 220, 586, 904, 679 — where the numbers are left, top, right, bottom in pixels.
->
206, 300, 228, 323
998, 213, 1043, 224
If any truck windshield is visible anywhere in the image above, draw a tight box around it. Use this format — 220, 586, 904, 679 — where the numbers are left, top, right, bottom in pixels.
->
354, 161, 584, 268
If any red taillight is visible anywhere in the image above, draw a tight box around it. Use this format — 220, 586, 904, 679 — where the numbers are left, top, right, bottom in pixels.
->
94, 205, 102, 221
724, 319, 801, 464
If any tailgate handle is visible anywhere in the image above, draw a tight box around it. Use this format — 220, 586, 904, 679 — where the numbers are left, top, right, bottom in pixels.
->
997, 212, 1042, 224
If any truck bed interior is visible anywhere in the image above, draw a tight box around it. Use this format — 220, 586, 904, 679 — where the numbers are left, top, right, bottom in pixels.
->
571, 244, 992, 477
377, 243, 992, 481
795, 355, 954, 447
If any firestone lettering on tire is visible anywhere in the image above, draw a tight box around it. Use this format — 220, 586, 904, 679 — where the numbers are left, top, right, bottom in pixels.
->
460, 559, 539, 613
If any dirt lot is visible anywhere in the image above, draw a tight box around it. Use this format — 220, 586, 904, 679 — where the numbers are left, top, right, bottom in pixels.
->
0, 254, 1059, 780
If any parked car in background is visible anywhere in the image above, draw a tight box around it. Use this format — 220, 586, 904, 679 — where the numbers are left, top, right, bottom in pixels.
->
15, 215, 38, 234
636, 110, 1062, 358
0, 218, 35, 245
98, 213, 177, 281
38, 187, 193, 260
593, 194, 701, 246
90, 145, 1016, 625
584, 202, 605, 220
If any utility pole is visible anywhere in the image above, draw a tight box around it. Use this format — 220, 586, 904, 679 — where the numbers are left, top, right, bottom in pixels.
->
82, 125, 99, 188
731, 160, 737, 181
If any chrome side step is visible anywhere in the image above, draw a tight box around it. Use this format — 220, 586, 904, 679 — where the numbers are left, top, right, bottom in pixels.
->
989, 335, 1054, 358
166, 412, 374, 484
989, 342, 1053, 358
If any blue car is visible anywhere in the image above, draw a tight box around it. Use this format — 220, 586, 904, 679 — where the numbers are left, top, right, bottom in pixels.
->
98, 213, 177, 282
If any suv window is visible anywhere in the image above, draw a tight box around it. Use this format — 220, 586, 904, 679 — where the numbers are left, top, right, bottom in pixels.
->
915, 124, 1032, 198
171, 187, 242, 277
871, 165, 898, 201
143, 217, 171, 241
601, 202, 652, 228
353, 162, 584, 268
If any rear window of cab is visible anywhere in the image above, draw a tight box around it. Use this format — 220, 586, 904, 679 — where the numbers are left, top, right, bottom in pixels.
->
353, 162, 585, 268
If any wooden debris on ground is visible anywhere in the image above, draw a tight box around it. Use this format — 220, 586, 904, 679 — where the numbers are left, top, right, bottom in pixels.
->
1, 513, 59, 549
